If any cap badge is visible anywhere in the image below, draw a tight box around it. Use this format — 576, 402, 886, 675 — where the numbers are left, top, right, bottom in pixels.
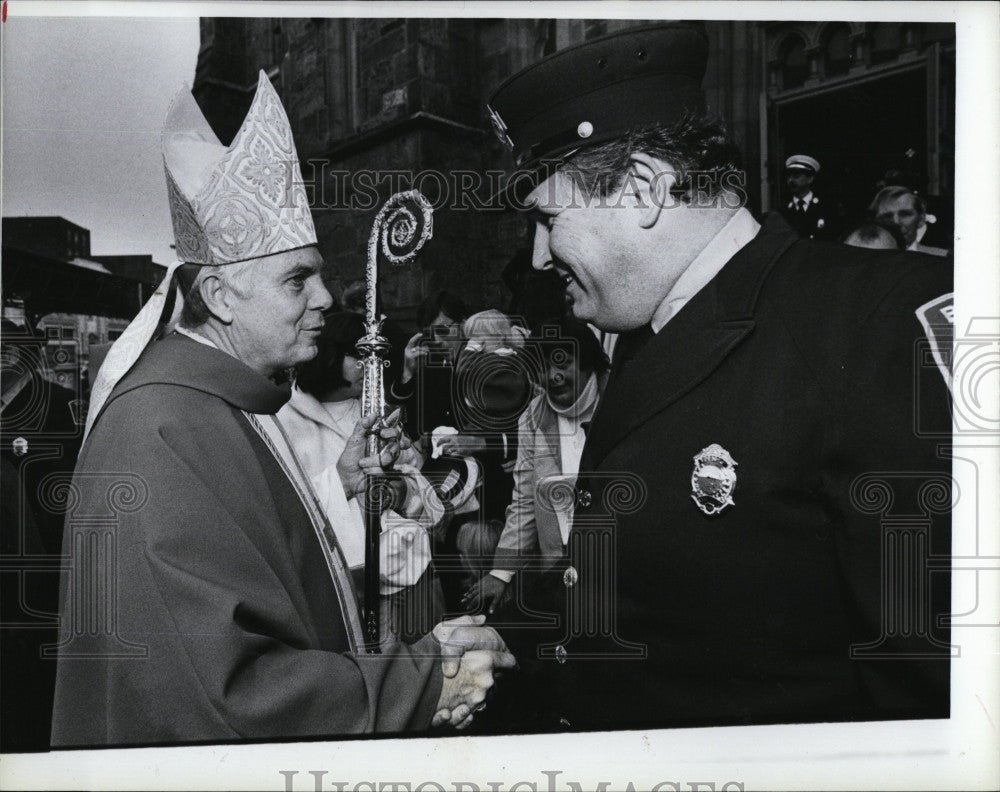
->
576, 121, 594, 139
691, 443, 737, 516
487, 104, 514, 150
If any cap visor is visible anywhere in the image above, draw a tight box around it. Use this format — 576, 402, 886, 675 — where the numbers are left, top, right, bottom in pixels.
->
489, 156, 566, 210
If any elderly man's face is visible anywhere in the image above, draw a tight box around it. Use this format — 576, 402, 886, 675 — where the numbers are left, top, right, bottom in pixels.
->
876, 193, 923, 247
227, 246, 333, 375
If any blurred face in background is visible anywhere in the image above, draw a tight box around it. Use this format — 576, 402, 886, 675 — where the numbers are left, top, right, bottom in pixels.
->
785, 169, 814, 199
340, 353, 364, 400
546, 347, 591, 409
875, 192, 923, 247
426, 311, 463, 359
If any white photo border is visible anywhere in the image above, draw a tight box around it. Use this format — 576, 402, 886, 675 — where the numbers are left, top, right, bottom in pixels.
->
2, 2, 997, 790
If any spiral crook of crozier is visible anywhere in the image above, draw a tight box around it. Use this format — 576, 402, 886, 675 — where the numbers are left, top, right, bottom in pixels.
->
375, 190, 434, 267
363, 190, 434, 335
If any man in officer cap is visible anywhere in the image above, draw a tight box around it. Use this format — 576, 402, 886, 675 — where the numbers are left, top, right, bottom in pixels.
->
779, 154, 839, 240
482, 22, 952, 733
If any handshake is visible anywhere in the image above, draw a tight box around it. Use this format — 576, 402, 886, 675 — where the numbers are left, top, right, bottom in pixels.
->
430, 615, 517, 730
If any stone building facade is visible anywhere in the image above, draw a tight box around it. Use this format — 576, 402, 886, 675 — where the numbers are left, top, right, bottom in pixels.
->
193, 17, 955, 324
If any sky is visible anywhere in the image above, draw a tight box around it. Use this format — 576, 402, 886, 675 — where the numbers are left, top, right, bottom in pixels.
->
2, 15, 200, 264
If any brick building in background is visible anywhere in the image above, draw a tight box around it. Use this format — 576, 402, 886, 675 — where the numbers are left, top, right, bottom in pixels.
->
193, 18, 954, 324
2, 216, 166, 390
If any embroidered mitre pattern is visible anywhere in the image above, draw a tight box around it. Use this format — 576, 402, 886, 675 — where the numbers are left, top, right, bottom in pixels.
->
163, 71, 316, 265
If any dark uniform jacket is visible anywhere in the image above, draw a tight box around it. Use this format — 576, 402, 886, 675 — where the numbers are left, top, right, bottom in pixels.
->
1, 375, 82, 751
780, 193, 840, 241
51, 334, 443, 747
489, 213, 952, 733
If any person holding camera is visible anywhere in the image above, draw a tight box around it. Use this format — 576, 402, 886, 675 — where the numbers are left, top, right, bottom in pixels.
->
461, 318, 609, 615
394, 307, 533, 609
391, 290, 468, 443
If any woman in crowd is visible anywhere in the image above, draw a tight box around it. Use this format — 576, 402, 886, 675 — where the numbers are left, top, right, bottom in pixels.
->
461, 317, 610, 615
277, 311, 446, 646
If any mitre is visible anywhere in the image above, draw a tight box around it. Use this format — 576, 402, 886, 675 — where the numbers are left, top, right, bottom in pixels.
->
163, 69, 317, 264
84, 71, 316, 441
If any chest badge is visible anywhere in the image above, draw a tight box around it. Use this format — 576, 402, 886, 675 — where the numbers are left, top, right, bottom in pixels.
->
691, 444, 738, 516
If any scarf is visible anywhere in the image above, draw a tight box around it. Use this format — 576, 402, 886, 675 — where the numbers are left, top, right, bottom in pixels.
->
546, 370, 600, 420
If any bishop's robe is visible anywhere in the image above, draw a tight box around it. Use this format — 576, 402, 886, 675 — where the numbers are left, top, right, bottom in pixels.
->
50, 333, 442, 747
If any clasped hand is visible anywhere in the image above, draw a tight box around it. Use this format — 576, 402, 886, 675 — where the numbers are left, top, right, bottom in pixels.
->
431, 615, 517, 730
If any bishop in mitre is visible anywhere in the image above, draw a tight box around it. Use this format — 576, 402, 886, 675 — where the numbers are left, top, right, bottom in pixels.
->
50, 72, 512, 747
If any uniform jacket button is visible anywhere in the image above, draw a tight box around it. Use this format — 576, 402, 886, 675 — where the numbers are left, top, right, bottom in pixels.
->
554, 644, 568, 664
562, 566, 578, 588
575, 487, 593, 509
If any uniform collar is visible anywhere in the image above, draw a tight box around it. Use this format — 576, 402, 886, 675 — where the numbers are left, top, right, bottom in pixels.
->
585, 212, 797, 467
908, 222, 930, 250
788, 191, 814, 208
650, 208, 761, 333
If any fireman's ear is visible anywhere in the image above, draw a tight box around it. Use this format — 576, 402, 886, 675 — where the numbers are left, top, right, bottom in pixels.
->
627, 152, 682, 229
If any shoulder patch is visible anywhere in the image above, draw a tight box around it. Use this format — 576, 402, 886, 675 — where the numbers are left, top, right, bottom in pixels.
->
915, 292, 954, 391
